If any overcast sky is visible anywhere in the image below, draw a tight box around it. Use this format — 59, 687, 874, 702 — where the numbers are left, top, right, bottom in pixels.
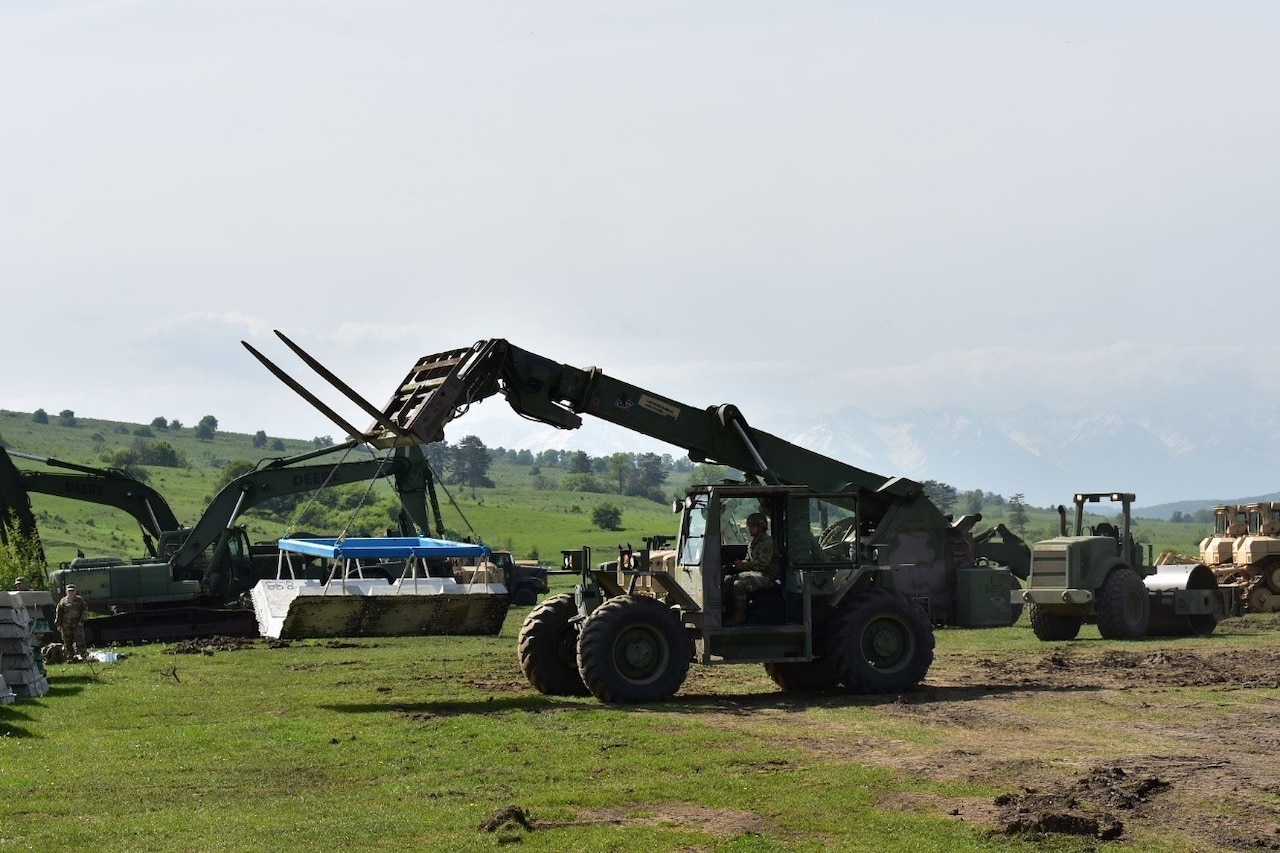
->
3, 2, 1277, 461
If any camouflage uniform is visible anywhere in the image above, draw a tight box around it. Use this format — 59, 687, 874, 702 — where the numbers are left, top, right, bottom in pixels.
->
726, 517, 780, 623
55, 588, 89, 661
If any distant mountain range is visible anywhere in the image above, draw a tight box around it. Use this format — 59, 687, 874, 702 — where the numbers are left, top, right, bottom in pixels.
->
456, 402, 1280, 519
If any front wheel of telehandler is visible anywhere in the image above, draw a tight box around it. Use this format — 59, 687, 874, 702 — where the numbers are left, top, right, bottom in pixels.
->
518, 593, 588, 696
577, 595, 690, 704
1096, 566, 1150, 640
828, 588, 934, 694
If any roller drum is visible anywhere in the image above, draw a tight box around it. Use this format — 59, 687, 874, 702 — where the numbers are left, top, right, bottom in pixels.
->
1144, 563, 1220, 636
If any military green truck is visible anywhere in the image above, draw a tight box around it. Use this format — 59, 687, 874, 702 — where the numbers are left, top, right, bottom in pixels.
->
453, 550, 548, 606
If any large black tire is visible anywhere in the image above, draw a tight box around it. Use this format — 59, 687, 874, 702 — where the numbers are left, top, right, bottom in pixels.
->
1096, 566, 1150, 639
577, 595, 690, 704
827, 589, 934, 694
517, 593, 588, 696
763, 658, 840, 692
511, 585, 539, 607
1028, 604, 1083, 641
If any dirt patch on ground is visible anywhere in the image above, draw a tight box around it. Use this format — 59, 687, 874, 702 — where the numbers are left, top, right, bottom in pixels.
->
163, 635, 264, 654
460, 617, 1280, 850
779, 639, 1280, 851
480, 802, 775, 842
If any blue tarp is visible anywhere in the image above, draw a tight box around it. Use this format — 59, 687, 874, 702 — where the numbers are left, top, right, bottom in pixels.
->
277, 536, 489, 560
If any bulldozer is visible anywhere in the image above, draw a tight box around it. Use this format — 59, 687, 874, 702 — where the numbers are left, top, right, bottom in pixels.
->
1200, 504, 1248, 572
1017, 492, 1237, 641
1223, 502, 1280, 612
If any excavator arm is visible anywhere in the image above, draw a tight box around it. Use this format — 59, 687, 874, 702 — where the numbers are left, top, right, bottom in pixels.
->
0, 448, 180, 556
167, 443, 434, 574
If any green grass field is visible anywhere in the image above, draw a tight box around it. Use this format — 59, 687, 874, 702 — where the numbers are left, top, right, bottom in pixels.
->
4, 607, 1129, 853
0, 411, 1265, 852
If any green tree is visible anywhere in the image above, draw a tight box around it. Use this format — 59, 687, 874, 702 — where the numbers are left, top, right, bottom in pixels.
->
150, 416, 169, 431
214, 459, 257, 492
592, 503, 623, 531
560, 473, 603, 493
453, 435, 494, 488
536, 449, 563, 468
253, 430, 268, 448
1008, 493, 1029, 536
58, 409, 77, 427
922, 480, 958, 513
686, 463, 732, 488
196, 415, 219, 442
567, 450, 592, 475
312, 435, 335, 448
1, 510, 47, 588
424, 441, 450, 479
32, 408, 48, 424
271, 438, 286, 452
631, 452, 666, 501
606, 452, 633, 495
139, 440, 186, 468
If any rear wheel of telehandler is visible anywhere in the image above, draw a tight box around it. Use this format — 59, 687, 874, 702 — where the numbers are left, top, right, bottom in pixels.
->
1096, 566, 1150, 639
763, 658, 840, 692
577, 594, 689, 704
828, 589, 934, 694
1028, 605, 1083, 641
518, 593, 589, 696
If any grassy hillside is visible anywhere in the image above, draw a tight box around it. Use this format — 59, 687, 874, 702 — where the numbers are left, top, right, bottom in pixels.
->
1, 408, 1214, 573
0, 409, 677, 571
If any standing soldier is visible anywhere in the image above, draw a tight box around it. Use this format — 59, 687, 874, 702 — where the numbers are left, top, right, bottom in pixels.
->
55, 584, 89, 662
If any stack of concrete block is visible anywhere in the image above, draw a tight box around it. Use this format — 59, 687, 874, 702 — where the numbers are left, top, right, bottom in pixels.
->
0, 591, 50, 698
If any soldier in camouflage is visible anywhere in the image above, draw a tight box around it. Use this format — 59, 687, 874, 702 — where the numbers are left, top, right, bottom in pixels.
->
724, 512, 780, 626
55, 584, 89, 662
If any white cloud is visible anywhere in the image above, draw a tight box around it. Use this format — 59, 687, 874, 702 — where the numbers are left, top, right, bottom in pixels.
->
1, 1, 1276, 466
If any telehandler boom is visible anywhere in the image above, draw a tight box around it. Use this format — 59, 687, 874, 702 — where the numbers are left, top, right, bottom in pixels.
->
249, 333, 1033, 703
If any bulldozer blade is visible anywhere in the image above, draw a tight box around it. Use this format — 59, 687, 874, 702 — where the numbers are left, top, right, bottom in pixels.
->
249, 578, 511, 639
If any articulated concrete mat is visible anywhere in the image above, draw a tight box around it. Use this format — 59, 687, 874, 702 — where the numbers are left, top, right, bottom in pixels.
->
251, 578, 511, 639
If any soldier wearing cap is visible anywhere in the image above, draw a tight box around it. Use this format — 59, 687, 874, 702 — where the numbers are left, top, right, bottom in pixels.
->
55, 584, 89, 662
723, 512, 780, 626
13, 577, 29, 591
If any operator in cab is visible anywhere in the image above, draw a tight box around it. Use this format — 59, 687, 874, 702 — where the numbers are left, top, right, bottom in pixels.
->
723, 512, 780, 626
